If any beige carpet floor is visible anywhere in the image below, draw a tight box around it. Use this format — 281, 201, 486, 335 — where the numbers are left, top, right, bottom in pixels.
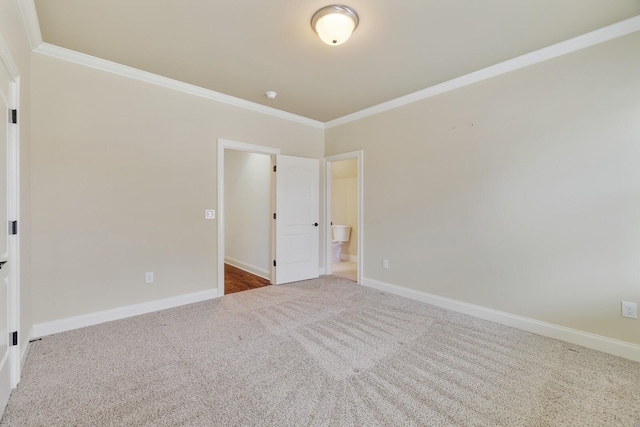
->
2, 276, 640, 426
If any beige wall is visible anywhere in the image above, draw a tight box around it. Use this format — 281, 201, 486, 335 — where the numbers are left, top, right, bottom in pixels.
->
224, 150, 271, 276
0, 0, 33, 355
325, 32, 640, 345
331, 158, 358, 257
31, 53, 323, 323
23, 11, 640, 350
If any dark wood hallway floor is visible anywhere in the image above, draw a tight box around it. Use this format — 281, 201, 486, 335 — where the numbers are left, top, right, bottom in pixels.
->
224, 263, 271, 294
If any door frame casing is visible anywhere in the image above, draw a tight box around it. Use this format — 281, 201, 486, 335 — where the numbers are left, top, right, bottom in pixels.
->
216, 139, 280, 297
324, 150, 363, 284
0, 32, 21, 390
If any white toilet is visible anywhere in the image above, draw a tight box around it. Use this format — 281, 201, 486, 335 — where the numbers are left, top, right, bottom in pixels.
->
332, 225, 351, 263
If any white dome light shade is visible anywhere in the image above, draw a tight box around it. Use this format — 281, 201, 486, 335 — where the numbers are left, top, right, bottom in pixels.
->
311, 5, 359, 46
314, 13, 355, 45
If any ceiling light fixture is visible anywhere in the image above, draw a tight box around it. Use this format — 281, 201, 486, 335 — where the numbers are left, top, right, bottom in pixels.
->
311, 5, 359, 46
266, 91, 277, 99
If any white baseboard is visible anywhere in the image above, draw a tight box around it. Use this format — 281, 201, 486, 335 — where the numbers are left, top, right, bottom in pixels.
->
340, 254, 358, 262
362, 277, 640, 362
224, 256, 270, 280
32, 289, 218, 339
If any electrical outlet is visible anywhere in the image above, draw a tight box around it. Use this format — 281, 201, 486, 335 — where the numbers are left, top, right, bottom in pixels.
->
205, 210, 215, 219
621, 301, 637, 319
145, 272, 154, 284
383, 259, 389, 269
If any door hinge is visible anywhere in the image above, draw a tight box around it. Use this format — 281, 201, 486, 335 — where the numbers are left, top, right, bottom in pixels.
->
273, 213, 276, 220
9, 221, 17, 235
9, 109, 17, 124
273, 260, 276, 267
273, 165, 276, 172
10, 331, 17, 346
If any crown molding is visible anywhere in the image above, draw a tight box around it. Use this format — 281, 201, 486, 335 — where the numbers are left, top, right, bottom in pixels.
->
326, 14, 640, 129
16, 0, 42, 50
33, 43, 325, 129
18, 0, 323, 128
17, 1, 640, 130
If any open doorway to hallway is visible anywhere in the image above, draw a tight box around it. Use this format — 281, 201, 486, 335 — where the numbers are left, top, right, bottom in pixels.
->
217, 138, 322, 296
223, 149, 272, 294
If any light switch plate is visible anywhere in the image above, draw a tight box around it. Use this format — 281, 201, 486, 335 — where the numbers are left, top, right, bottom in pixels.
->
205, 210, 215, 219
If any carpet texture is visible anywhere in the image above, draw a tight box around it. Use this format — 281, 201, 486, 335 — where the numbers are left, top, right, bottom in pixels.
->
2, 276, 640, 426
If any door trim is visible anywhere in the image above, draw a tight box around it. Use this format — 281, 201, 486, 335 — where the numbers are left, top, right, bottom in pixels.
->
324, 150, 363, 284
0, 32, 21, 390
216, 139, 280, 297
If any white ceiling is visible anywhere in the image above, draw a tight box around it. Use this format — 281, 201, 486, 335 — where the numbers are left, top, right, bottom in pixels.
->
34, 0, 640, 122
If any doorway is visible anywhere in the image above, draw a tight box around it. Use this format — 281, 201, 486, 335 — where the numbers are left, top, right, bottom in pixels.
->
223, 149, 272, 294
217, 140, 279, 297
325, 151, 363, 284
216, 139, 321, 296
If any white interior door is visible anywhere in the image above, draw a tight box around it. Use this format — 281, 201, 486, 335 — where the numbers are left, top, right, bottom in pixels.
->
274, 155, 319, 284
0, 58, 13, 412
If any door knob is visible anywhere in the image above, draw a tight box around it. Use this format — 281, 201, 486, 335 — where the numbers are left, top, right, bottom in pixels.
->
313, 223, 318, 227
